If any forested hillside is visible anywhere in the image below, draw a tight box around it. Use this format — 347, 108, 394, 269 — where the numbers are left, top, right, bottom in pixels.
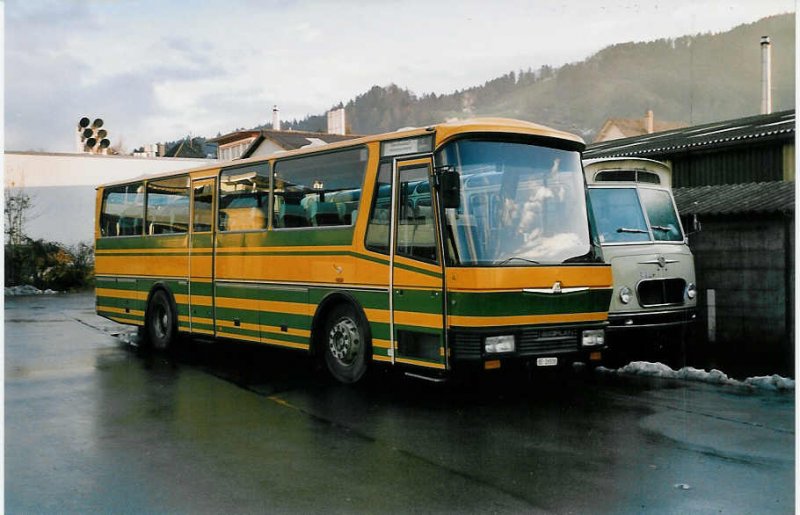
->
282, 14, 794, 140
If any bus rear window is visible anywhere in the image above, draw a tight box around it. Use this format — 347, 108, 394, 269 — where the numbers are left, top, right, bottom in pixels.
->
100, 183, 145, 237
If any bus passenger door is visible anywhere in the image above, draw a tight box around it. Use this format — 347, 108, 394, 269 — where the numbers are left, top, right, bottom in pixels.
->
189, 177, 216, 335
390, 157, 447, 371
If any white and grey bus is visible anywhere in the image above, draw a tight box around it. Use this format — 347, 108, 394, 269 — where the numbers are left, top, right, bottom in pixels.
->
583, 157, 697, 363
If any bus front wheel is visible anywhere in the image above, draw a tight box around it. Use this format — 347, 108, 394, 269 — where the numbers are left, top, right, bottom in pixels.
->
323, 304, 369, 384
145, 289, 177, 351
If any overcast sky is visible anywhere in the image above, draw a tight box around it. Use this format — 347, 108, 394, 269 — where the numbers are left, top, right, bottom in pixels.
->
4, 0, 796, 153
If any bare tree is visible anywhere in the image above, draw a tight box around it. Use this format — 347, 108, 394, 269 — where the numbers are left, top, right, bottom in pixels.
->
5, 187, 32, 245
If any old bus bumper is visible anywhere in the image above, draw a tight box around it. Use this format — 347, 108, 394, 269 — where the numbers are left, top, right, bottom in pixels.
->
606, 307, 697, 331
448, 322, 607, 363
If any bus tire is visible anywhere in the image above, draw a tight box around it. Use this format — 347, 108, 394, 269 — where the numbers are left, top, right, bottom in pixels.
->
323, 303, 369, 384
145, 289, 177, 351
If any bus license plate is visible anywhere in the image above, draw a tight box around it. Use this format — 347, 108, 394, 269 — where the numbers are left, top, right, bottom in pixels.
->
537, 357, 558, 367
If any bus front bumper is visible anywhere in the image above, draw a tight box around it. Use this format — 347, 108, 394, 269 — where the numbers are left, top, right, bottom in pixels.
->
606, 308, 697, 332
448, 322, 607, 366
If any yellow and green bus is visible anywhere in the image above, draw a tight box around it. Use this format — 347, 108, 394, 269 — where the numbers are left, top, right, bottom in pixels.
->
95, 118, 612, 383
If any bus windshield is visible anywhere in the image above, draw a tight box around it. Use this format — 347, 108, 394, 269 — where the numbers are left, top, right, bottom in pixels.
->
587, 188, 650, 244
437, 139, 591, 266
588, 186, 684, 244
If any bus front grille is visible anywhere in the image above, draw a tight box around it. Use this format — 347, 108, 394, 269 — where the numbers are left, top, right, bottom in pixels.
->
449, 328, 580, 360
637, 278, 686, 307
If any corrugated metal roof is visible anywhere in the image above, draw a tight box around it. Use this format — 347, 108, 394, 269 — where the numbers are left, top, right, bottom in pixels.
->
673, 181, 795, 215
584, 110, 795, 158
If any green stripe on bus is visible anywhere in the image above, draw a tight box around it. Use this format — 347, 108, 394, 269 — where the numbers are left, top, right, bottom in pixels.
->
96, 235, 189, 250
95, 278, 140, 291
260, 330, 308, 345
97, 297, 146, 310
215, 284, 309, 304
216, 326, 260, 339
190, 281, 214, 296
448, 289, 612, 317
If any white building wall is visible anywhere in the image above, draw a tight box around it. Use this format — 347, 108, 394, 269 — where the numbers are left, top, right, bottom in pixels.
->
4, 152, 215, 245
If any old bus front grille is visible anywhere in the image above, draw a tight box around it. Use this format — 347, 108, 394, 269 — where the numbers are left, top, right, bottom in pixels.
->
450, 327, 580, 360
637, 278, 686, 307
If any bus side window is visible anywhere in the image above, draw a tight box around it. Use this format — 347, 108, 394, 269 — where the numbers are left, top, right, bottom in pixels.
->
365, 163, 391, 254
219, 164, 270, 232
145, 176, 190, 234
273, 147, 367, 229
101, 183, 145, 237
396, 166, 437, 263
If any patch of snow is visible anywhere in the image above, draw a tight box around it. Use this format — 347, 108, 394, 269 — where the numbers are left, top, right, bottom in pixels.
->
743, 374, 796, 392
607, 361, 794, 392
5, 284, 43, 296
5, 285, 62, 296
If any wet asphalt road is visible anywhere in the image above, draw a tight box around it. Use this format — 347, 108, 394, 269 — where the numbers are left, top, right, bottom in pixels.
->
5, 293, 795, 513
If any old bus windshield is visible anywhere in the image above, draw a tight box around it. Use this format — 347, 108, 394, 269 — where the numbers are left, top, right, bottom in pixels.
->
587, 188, 650, 243
588, 187, 684, 243
437, 139, 591, 266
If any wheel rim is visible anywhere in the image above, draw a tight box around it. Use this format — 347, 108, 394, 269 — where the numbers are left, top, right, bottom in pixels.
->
153, 302, 169, 340
328, 317, 360, 366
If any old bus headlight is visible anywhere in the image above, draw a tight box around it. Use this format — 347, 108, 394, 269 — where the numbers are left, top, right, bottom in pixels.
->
582, 330, 605, 347
485, 335, 515, 353
619, 286, 632, 304
686, 282, 697, 300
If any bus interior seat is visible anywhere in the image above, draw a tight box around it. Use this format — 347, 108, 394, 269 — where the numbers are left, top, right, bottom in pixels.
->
336, 201, 358, 225
309, 201, 341, 226
279, 203, 308, 228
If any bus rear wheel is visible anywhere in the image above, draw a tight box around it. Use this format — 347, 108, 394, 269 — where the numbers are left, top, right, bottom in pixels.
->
145, 289, 177, 351
323, 304, 369, 384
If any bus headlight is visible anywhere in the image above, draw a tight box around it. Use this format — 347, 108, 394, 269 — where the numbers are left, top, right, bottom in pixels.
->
582, 329, 605, 347
619, 286, 632, 304
485, 335, 515, 353
686, 282, 697, 300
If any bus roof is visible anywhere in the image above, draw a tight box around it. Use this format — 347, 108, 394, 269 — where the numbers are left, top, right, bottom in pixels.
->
98, 118, 584, 189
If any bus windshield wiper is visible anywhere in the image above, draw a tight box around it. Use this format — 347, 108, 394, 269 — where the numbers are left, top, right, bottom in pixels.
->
497, 256, 540, 266
651, 225, 671, 232
616, 227, 648, 234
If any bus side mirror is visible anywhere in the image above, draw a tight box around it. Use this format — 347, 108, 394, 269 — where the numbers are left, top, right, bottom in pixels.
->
439, 169, 461, 209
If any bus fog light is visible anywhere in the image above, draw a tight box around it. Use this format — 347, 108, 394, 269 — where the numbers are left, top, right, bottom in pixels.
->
582, 329, 604, 347
619, 286, 632, 304
485, 335, 515, 353
686, 282, 697, 300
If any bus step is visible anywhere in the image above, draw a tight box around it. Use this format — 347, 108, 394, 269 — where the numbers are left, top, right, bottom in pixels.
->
404, 371, 448, 383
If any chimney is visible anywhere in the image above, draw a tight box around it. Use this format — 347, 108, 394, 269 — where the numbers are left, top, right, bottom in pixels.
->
272, 105, 281, 131
761, 36, 772, 114
327, 108, 346, 135
157, 143, 166, 157
645, 109, 654, 134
